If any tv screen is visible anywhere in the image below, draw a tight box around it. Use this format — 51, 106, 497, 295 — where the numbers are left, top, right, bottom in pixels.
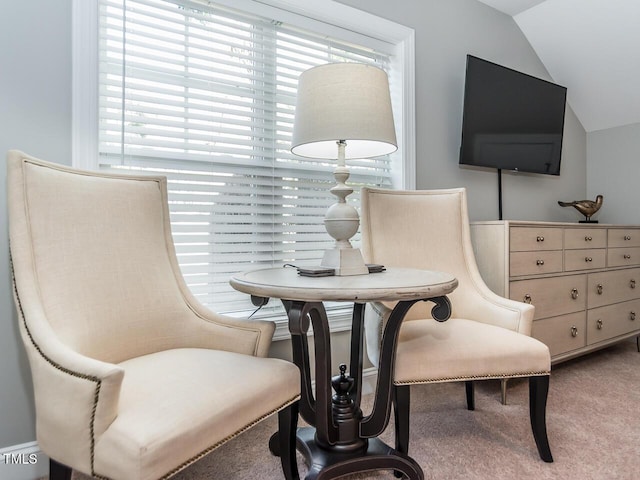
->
459, 55, 567, 175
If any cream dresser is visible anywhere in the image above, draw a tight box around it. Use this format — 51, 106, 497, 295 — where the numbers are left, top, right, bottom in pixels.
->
470, 221, 640, 363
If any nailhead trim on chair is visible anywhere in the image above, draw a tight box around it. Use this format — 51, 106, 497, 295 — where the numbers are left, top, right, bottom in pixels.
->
394, 371, 550, 386
160, 395, 301, 480
10, 249, 104, 478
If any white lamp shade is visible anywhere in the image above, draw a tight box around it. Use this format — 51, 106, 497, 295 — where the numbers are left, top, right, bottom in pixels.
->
291, 63, 397, 159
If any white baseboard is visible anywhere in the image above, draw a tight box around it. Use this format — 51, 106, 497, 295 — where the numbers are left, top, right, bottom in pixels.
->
0, 441, 48, 480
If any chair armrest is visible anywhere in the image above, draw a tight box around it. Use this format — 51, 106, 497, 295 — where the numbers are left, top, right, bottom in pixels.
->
450, 276, 535, 335
17, 311, 123, 472
183, 303, 276, 357
400, 285, 535, 335
458, 244, 536, 335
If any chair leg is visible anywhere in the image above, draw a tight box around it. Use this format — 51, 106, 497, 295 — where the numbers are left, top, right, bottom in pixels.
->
501, 378, 508, 405
529, 375, 553, 463
49, 458, 72, 480
636, 335, 639, 352
278, 401, 300, 480
465, 381, 475, 410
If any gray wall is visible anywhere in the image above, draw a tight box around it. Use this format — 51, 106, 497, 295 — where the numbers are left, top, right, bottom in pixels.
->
338, 0, 587, 222
0, 0, 589, 460
587, 122, 640, 224
0, 0, 72, 449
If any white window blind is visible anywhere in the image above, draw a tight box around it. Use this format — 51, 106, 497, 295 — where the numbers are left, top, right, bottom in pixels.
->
98, 0, 398, 319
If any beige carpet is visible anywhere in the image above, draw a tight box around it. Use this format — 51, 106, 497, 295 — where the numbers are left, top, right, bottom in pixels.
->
65, 338, 639, 480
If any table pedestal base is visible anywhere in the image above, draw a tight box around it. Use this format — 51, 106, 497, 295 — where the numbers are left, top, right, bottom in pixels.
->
271, 427, 423, 480
231, 269, 456, 480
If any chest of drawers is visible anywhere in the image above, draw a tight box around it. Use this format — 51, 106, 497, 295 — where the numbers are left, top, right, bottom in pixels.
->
470, 221, 640, 363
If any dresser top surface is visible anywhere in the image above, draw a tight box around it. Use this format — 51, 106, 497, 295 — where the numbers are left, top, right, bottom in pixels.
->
471, 220, 640, 228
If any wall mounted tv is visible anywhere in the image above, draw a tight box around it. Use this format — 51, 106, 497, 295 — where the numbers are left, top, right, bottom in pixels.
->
459, 55, 567, 176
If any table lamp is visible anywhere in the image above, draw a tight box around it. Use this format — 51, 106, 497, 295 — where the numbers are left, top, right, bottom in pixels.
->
291, 62, 397, 276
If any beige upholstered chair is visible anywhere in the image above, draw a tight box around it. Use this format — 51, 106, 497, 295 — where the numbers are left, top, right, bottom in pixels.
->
360, 187, 553, 462
7, 151, 301, 480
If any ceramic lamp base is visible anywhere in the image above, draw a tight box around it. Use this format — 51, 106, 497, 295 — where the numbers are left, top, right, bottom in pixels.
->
321, 247, 369, 276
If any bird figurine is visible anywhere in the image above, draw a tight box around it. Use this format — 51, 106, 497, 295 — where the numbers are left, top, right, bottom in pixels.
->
558, 195, 603, 223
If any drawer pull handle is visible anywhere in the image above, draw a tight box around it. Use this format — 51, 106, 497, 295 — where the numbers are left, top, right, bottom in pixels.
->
570, 326, 578, 337
631, 311, 636, 321
585, 257, 593, 262
597, 284, 603, 295
631, 279, 636, 289
536, 259, 545, 266
596, 319, 603, 330
536, 236, 545, 242
625, 235, 632, 241
585, 236, 592, 241
523, 294, 532, 304
624, 254, 632, 259
571, 288, 579, 300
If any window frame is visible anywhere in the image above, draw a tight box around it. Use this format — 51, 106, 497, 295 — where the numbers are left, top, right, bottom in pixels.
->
72, 0, 416, 338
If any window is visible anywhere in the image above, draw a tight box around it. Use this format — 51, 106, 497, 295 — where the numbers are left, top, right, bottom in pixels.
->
74, 0, 415, 335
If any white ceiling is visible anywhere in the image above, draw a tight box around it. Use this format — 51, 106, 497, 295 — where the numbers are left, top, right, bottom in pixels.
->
477, 0, 640, 132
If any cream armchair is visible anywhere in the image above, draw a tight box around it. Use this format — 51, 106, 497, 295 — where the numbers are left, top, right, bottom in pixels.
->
360, 187, 553, 462
7, 151, 301, 480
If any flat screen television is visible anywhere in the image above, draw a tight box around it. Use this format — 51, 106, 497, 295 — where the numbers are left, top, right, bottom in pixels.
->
459, 55, 567, 175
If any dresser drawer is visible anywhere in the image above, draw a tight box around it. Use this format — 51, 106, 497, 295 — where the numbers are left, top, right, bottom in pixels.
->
532, 311, 586, 357
587, 268, 640, 308
564, 228, 607, 249
607, 247, 640, 267
510, 274, 586, 320
587, 299, 640, 345
607, 228, 640, 248
564, 249, 606, 271
510, 250, 563, 276
510, 227, 563, 252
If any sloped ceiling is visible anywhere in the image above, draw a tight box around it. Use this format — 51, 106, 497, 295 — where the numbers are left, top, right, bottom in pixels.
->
477, 0, 640, 133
